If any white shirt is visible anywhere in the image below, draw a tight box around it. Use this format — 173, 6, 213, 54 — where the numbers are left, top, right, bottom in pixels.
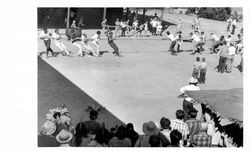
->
191, 34, 200, 42
152, 20, 157, 27
228, 46, 236, 56
180, 84, 200, 94
133, 22, 138, 27
157, 24, 162, 31
211, 35, 219, 41
232, 19, 237, 26
120, 22, 126, 28
167, 34, 175, 41
52, 33, 61, 42
91, 34, 100, 42
40, 31, 50, 40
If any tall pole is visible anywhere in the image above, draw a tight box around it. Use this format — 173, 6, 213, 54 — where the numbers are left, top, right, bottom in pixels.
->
135, 8, 139, 21
160, 8, 164, 22
66, 7, 70, 28
103, 7, 107, 21
142, 8, 146, 23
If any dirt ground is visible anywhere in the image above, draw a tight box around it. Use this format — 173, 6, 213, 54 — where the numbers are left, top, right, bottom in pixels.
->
38, 11, 243, 134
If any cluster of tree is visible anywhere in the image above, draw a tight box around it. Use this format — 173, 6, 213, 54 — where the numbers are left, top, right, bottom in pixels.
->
185, 7, 233, 21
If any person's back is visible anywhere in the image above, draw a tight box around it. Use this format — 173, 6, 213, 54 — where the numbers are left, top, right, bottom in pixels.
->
192, 122, 212, 147
219, 44, 229, 57
109, 125, 131, 147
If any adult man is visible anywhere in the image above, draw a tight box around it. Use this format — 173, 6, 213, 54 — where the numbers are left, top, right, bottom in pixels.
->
190, 32, 201, 55
226, 16, 232, 32
209, 33, 220, 54
231, 18, 237, 35
185, 108, 201, 145
182, 97, 195, 121
91, 31, 101, 56
226, 43, 236, 73
179, 77, 200, 95
166, 31, 177, 55
52, 29, 70, 56
40, 28, 55, 58
107, 30, 121, 57
217, 41, 229, 73
151, 18, 158, 35
192, 122, 212, 147
171, 110, 190, 142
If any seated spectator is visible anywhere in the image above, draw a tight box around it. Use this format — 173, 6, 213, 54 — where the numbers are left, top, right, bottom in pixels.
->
159, 117, 172, 144
135, 121, 160, 147
179, 77, 200, 95
109, 125, 132, 147
88, 125, 110, 147
55, 129, 73, 147
169, 130, 183, 147
170, 110, 190, 142
185, 108, 201, 145
192, 122, 212, 147
38, 121, 59, 147
149, 135, 161, 147
125, 123, 139, 147
73, 122, 91, 147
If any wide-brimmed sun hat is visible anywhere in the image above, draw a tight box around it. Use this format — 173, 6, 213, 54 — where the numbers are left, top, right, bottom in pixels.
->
56, 129, 73, 144
142, 121, 159, 136
188, 77, 198, 84
184, 97, 193, 102
41, 120, 56, 135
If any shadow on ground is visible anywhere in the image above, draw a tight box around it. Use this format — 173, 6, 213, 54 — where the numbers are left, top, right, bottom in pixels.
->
38, 57, 124, 134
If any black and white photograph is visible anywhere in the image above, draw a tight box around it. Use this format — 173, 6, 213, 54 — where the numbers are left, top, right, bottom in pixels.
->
1, 0, 248, 150
37, 7, 243, 147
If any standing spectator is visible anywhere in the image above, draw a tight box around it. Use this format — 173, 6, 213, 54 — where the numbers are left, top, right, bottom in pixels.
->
151, 18, 158, 35
192, 122, 212, 147
226, 43, 236, 73
197, 31, 206, 52
217, 41, 229, 73
135, 121, 160, 147
132, 20, 139, 36
209, 33, 220, 54
168, 130, 183, 147
38, 121, 59, 147
170, 110, 190, 142
175, 32, 183, 54
192, 57, 201, 79
225, 35, 232, 47
177, 18, 183, 32
166, 31, 177, 55
83, 109, 102, 135
78, 16, 85, 28
190, 32, 201, 55
198, 58, 207, 84
101, 18, 108, 34
40, 28, 55, 58
71, 20, 77, 28
125, 123, 139, 147
73, 122, 91, 147
235, 34, 243, 53
237, 47, 243, 72
109, 125, 132, 147
226, 16, 232, 32
159, 117, 172, 144
114, 18, 121, 37
156, 21, 162, 36
185, 108, 201, 145
143, 21, 149, 36
149, 135, 161, 147
182, 97, 195, 122
55, 129, 73, 147
120, 20, 126, 37
88, 124, 110, 147
231, 18, 237, 35
179, 77, 200, 95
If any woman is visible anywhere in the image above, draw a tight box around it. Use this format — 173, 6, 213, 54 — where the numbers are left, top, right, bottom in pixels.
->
73, 122, 91, 147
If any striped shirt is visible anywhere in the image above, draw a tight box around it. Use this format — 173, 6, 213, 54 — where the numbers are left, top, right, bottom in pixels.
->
185, 118, 201, 142
170, 119, 189, 139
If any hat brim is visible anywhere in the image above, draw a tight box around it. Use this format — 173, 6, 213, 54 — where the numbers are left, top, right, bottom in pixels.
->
142, 123, 159, 136
41, 123, 56, 135
56, 132, 73, 144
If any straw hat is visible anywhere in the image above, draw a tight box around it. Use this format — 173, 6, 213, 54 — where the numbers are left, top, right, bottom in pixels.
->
184, 97, 193, 102
56, 129, 73, 144
41, 120, 56, 135
188, 77, 198, 84
142, 121, 159, 136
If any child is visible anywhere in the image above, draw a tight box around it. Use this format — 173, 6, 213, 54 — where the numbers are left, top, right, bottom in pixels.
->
91, 31, 101, 56
198, 58, 207, 84
156, 22, 162, 36
40, 28, 55, 58
107, 30, 121, 57
190, 32, 201, 55
175, 31, 183, 53
197, 31, 206, 52
192, 57, 201, 79
71, 20, 77, 28
52, 29, 70, 56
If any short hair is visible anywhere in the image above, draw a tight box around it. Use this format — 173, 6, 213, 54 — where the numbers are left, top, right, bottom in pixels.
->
202, 58, 206, 61
166, 31, 170, 35
201, 31, 204, 34
175, 110, 185, 120
170, 130, 182, 145
190, 32, 193, 35
210, 33, 214, 35
189, 108, 198, 118
149, 135, 161, 147
97, 31, 101, 34
196, 57, 200, 62
160, 117, 171, 130
227, 35, 231, 38
116, 125, 126, 140
89, 110, 98, 120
